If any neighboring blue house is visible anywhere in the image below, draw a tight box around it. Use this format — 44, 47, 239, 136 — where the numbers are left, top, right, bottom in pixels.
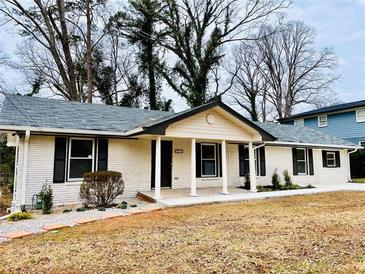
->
279, 100, 365, 146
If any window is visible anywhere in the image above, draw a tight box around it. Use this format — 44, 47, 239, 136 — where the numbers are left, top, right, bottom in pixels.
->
326, 152, 336, 167
201, 143, 216, 177
68, 138, 94, 180
239, 145, 261, 176
294, 119, 304, 126
357, 109, 365, 123
318, 115, 328, 127
296, 148, 307, 174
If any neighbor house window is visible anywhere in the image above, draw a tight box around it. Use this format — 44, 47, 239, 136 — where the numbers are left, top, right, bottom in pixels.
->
201, 143, 216, 177
294, 119, 304, 126
356, 109, 365, 123
296, 148, 307, 174
318, 115, 328, 127
326, 152, 336, 167
68, 138, 94, 180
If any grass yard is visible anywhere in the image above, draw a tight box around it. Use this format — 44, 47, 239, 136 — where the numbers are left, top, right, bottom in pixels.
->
2, 192, 365, 273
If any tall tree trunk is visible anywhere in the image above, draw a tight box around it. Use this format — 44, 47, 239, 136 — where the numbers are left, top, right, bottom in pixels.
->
147, 41, 157, 110
56, 0, 79, 101
86, 0, 93, 103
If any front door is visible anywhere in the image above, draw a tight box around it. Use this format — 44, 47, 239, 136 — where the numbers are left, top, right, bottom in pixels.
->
151, 140, 172, 188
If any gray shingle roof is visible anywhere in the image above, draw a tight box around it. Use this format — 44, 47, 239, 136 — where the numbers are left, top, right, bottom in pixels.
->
0, 94, 359, 148
0, 94, 172, 133
279, 99, 365, 121
256, 122, 358, 147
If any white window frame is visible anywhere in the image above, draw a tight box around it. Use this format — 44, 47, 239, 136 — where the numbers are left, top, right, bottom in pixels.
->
201, 143, 217, 177
326, 151, 336, 167
296, 148, 307, 175
356, 109, 365, 123
67, 137, 95, 181
294, 119, 304, 126
318, 115, 328, 127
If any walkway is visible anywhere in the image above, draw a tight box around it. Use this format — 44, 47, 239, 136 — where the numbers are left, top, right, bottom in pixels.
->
152, 183, 365, 207
0, 200, 163, 243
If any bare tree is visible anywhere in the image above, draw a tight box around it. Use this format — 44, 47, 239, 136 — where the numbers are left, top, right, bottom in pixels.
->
159, 0, 290, 107
256, 21, 338, 119
0, 0, 107, 102
228, 43, 267, 121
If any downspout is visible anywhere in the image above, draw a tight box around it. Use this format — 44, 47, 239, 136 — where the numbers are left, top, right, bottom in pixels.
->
253, 142, 266, 151
348, 148, 359, 182
20, 130, 30, 207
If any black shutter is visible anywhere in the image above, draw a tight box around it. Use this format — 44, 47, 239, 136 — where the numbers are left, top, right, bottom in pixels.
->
238, 144, 245, 176
322, 150, 328, 167
97, 139, 108, 171
308, 148, 314, 175
292, 148, 298, 175
53, 137, 67, 183
335, 151, 341, 167
218, 144, 222, 177
196, 143, 201, 178
259, 147, 266, 176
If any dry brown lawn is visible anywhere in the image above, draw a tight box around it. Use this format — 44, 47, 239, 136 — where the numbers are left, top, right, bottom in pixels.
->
1, 192, 365, 274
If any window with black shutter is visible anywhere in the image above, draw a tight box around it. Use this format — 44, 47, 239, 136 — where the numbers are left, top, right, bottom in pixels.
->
322, 150, 341, 168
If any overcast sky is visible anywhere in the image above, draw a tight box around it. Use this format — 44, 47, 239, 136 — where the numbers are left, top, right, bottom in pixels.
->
0, 0, 364, 113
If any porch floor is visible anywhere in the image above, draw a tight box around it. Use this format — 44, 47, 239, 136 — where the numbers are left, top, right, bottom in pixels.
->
138, 183, 365, 207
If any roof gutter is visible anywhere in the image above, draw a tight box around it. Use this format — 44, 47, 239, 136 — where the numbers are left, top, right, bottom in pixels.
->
265, 141, 361, 150
0, 125, 145, 137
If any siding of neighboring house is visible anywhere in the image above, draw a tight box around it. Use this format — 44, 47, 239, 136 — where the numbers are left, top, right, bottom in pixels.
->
14, 135, 350, 206
283, 110, 365, 144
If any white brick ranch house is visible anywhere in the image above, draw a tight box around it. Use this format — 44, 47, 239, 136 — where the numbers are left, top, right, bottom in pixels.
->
0, 95, 361, 209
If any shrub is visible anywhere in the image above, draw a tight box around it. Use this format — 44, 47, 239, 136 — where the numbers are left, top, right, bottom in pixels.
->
117, 203, 127, 209
257, 185, 265, 192
7, 212, 32, 221
244, 173, 250, 190
76, 207, 86, 212
271, 169, 281, 189
283, 170, 292, 187
63, 208, 72, 213
39, 184, 53, 214
80, 171, 125, 207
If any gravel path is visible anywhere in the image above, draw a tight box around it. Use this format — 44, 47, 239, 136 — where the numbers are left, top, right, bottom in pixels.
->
0, 199, 163, 243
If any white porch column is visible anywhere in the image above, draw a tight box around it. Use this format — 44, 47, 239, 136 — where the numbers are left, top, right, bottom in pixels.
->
190, 138, 197, 196
21, 130, 30, 206
154, 136, 161, 200
249, 141, 257, 192
221, 140, 229, 195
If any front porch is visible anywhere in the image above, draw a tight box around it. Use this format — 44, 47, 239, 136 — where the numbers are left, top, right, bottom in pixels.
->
138, 183, 365, 207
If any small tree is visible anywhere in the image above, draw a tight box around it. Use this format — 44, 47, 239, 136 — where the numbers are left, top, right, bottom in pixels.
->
39, 184, 53, 214
283, 170, 292, 187
80, 171, 124, 207
271, 169, 281, 189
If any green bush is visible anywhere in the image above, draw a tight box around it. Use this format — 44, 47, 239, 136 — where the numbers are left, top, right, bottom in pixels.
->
257, 185, 265, 192
80, 171, 125, 207
117, 202, 128, 209
283, 169, 292, 187
76, 207, 86, 212
39, 184, 53, 214
7, 212, 32, 221
63, 208, 72, 213
282, 184, 300, 190
271, 169, 281, 189
244, 173, 250, 190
